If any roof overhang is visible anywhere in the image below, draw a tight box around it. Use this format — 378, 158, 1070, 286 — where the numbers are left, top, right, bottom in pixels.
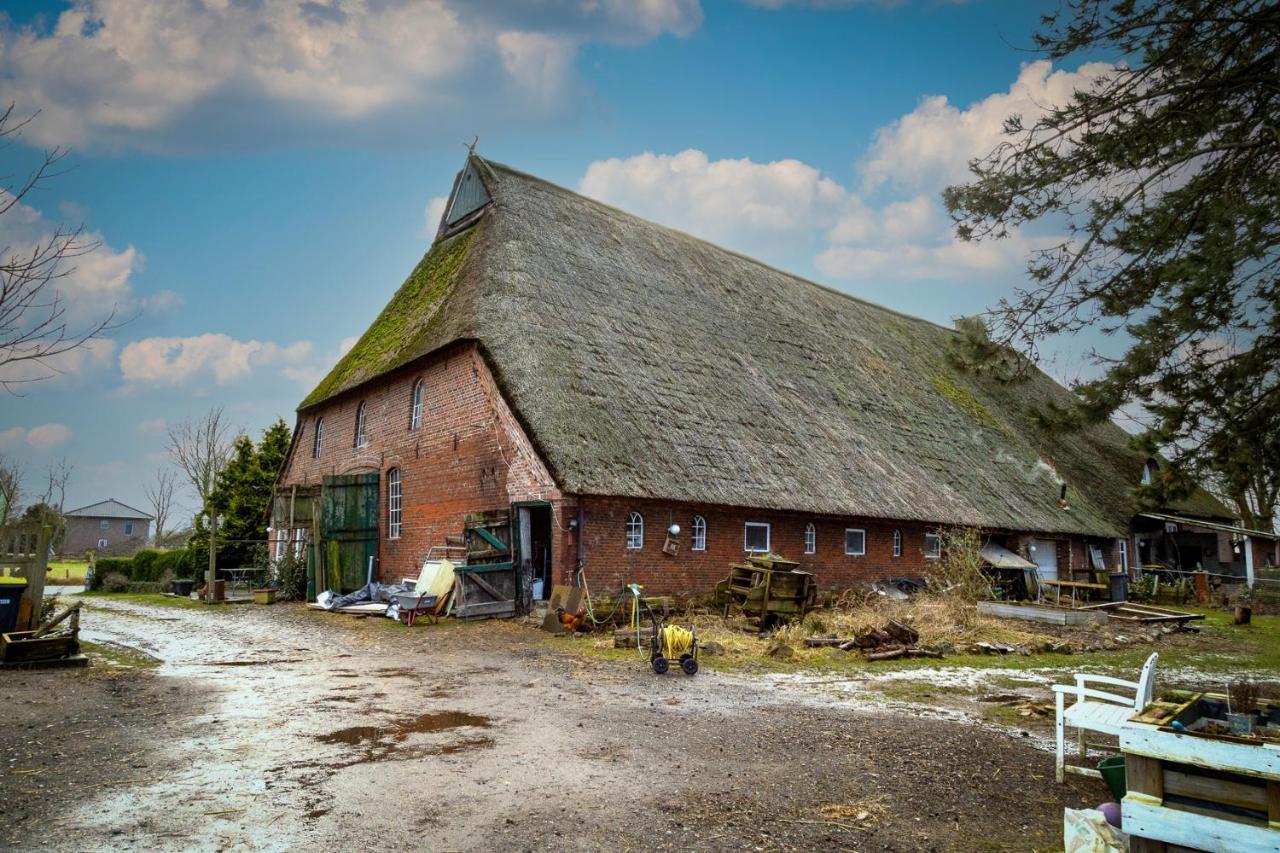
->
981, 541, 1036, 570
1137, 511, 1278, 541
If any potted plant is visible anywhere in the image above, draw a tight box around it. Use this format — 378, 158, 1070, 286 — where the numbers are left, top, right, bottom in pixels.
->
253, 585, 276, 605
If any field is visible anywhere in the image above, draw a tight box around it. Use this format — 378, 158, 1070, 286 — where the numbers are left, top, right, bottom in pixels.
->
46, 560, 90, 585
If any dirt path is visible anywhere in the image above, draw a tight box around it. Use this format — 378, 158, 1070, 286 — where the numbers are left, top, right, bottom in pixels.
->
6, 597, 1100, 851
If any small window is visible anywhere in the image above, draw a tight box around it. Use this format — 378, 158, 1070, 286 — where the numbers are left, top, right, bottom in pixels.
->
99, 519, 110, 530
804, 523, 816, 555
293, 528, 306, 558
387, 468, 402, 539
124, 522, 134, 536
313, 417, 324, 458
626, 512, 644, 549
274, 533, 286, 561
744, 522, 770, 553
409, 378, 425, 431
691, 516, 707, 551
892, 529, 902, 558
354, 401, 368, 448
1118, 538, 1129, 570
924, 533, 942, 559
97, 538, 108, 548
845, 528, 866, 556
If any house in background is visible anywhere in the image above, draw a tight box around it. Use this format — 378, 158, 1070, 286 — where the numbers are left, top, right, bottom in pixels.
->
64, 499, 153, 557
273, 155, 1254, 599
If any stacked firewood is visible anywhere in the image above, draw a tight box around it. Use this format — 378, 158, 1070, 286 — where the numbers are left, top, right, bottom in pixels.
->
803, 619, 942, 660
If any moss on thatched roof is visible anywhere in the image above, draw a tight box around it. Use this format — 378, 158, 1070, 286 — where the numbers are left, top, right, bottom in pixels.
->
300, 156, 1229, 535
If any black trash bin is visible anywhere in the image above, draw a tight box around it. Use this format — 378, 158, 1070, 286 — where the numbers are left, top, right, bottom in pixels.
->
0, 579, 28, 633
1108, 572, 1128, 602
171, 578, 195, 597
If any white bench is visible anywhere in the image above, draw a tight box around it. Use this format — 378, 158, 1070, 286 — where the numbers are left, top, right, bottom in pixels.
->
1053, 652, 1158, 783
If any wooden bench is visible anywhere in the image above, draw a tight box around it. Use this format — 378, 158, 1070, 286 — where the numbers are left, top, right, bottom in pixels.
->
1039, 578, 1108, 607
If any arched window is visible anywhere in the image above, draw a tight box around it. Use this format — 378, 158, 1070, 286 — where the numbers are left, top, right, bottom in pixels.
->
387, 468, 402, 539
892, 529, 902, 558
354, 401, 368, 448
312, 417, 324, 458
409, 378, 425, 431
804, 523, 816, 555
626, 512, 644, 550
691, 516, 707, 551
1141, 458, 1157, 485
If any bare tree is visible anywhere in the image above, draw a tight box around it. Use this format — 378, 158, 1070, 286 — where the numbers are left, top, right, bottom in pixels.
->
0, 453, 22, 523
0, 105, 121, 392
39, 456, 72, 512
144, 467, 177, 543
166, 407, 234, 503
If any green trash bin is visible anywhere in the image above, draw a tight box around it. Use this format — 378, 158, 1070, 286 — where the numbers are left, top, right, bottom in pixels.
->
0, 577, 28, 634
1098, 755, 1126, 801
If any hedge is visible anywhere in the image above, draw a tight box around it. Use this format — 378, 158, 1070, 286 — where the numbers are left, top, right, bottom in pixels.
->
89, 557, 134, 590
88, 550, 195, 589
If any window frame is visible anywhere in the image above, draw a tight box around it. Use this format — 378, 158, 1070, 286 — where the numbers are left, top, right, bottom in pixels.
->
387, 468, 402, 539
691, 515, 707, 551
844, 528, 866, 556
743, 522, 771, 554
409, 378, 425, 431
803, 523, 816, 555
292, 528, 306, 559
354, 401, 368, 448
626, 512, 644, 550
1118, 538, 1129, 571
313, 417, 324, 458
99, 519, 110, 530
97, 538, 108, 549
924, 533, 943, 559
892, 529, 902, 558
274, 532, 287, 562
124, 522, 134, 536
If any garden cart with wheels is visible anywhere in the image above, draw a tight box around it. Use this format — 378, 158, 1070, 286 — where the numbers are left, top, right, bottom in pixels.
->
627, 584, 699, 675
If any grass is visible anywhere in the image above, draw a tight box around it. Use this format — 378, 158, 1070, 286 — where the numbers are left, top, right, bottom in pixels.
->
80, 640, 161, 668
559, 601, 1280, 684
74, 591, 207, 610
47, 560, 89, 584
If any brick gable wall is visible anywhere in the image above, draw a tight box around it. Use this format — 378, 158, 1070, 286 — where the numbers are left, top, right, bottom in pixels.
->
277, 341, 572, 584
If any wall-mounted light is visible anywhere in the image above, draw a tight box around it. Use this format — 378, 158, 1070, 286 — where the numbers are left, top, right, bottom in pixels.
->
568, 518, 579, 530
668, 523, 681, 536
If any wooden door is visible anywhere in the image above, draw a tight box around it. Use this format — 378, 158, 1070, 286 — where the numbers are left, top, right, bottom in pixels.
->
320, 473, 379, 593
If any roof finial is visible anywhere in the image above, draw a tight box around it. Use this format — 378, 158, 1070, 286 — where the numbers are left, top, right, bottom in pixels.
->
466, 135, 479, 156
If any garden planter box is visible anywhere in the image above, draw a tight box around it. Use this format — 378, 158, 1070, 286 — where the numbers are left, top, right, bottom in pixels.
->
2, 630, 80, 663
1120, 693, 1280, 852
253, 589, 276, 605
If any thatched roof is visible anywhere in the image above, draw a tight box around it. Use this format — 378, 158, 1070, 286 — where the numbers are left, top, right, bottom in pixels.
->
302, 156, 1228, 536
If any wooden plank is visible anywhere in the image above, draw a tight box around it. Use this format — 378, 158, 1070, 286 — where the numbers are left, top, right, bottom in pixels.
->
1164, 768, 1269, 812
462, 571, 506, 602
1122, 800, 1277, 852
1269, 780, 1279, 828
1128, 755, 1165, 800
977, 600, 1108, 625
457, 600, 515, 618
471, 527, 507, 551
1122, 726, 1280, 779
455, 562, 514, 574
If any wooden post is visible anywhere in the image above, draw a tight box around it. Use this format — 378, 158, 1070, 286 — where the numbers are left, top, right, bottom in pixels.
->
207, 511, 218, 603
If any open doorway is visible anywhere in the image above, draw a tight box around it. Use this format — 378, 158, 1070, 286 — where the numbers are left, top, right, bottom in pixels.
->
514, 503, 552, 601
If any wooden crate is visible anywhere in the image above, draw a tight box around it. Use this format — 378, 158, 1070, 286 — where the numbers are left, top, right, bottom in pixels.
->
1, 630, 80, 663
1121, 715, 1280, 852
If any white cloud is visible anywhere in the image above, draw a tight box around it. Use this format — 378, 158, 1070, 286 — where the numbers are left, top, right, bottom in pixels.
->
0, 423, 73, 449
0, 0, 702, 151
860, 60, 1115, 192
119, 334, 314, 387
580, 149, 850, 251
423, 196, 449, 238
281, 335, 360, 387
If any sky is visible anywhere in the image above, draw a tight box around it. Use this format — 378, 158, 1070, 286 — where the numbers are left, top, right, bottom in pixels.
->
0, 0, 1120, 522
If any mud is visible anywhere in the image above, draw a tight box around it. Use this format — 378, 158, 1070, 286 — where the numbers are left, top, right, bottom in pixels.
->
6, 595, 1105, 851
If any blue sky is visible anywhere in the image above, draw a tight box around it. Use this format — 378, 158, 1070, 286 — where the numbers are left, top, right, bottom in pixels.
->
1, 0, 1114, 520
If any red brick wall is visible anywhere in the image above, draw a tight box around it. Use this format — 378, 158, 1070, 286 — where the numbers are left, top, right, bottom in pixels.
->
276, 341, 568, 583
578, 496, 958, 595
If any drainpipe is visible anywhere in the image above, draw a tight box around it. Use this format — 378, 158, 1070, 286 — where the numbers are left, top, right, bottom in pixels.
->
576, 500, 585, 585
1244, 534, 1254, 588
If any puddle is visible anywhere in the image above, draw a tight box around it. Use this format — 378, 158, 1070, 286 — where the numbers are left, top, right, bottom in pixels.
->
317, 711, 490, 746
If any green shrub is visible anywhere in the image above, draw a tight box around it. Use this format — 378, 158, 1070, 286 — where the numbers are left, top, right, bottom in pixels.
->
101, 572, 130, 593
156, 549, 195, 577
89, 557, 134, 590
274, 551, 307, 601
131, 549, 158, 581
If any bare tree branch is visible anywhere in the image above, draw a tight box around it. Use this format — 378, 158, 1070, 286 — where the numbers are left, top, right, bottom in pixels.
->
144, 468, 178, 543
166, 407, 234, 503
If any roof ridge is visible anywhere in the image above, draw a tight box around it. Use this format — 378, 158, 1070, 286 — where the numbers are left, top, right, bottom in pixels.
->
65, 497, 153, 518
475, 155, 959, 337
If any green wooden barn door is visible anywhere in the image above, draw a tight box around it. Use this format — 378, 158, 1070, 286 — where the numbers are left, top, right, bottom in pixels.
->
320, 473, 379, 593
